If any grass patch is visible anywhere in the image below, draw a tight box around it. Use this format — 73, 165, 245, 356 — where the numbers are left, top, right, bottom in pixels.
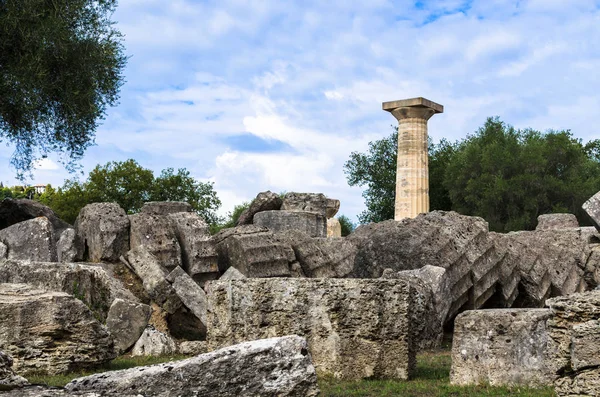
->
26, 354, 188, 387
319, 350, 556, 397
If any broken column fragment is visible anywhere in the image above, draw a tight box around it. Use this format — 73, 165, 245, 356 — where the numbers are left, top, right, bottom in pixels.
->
75, 203, 130, 262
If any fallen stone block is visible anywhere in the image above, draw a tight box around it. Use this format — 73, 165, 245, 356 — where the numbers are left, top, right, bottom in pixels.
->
236, 191, 283, 226
66, 336, 319, 397
141, 201, 192, 216
166, 266, 207, 326
327, 218, 342, 237
0, 217, 57, 262
168, 212, 218, 285
0, 351, 28, 391
555, 368, 600, 397
281, 192, 339, 218
106, 299, 152, 354
536, 213, 579, 230
177, 341, 207, 356
254, 210, 327, 238
583, 190, 600, 232
56, 228, 83, 263
212, 225, 293, 278
126, 247, 182, 314
450, 309, 557, 387
0, 284, 116, 375
75, 203, 129, 262
0, 198, 70, 237
571, 320, 600, 371
129, 213, 182, 271
131, 326, 177, 357
0, 259, 138, 321
207, 278, 415, 380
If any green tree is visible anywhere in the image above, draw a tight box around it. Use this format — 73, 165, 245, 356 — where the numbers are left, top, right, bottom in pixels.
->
211, 201, 251, 234
0, 0, 126, 178
337, 215, 355, 237
344, 127, 454, 223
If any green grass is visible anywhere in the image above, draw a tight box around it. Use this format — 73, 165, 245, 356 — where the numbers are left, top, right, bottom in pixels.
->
319, 351, 556, 397
26, 354, 188, 387
28, 350, 556, 396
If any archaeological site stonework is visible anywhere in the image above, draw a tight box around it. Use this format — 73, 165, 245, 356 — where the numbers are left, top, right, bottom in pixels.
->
0, 184, 599, 395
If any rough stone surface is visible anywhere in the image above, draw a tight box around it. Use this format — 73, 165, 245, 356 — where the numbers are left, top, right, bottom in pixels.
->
177, 341, 207, 356
219, 266, 246, 280
207, 278, 415, 380
212, 225, 294, 278
0, 198, 70, 237
0, 284, 116, 375
56, 228, 83, 263
0, 243, 5, 260
126, 248, 182, 314
0, 217, 57, 262
166, 266, 207, 327
254, 210, 327, 238
281, 192, 340, 218
450, 309, 556, 387
129, 213, 182, 271
168, 212, 218, 285
536, 213, 579, 230
0, 386, 131, 396
141, 201, 192, 216
583, 190, 600, 232
75, 203, 129, 263
0, 260, 137, 321
327, 218, 342, 238
236, 191, 283, 226
382, 267, 443, 350
106, 299, 152, 354
66, 336, 319, 397
131, 326, 176, 356
570, 320, 600, 371
0, 351, 28, 391
555, 368, 600, 397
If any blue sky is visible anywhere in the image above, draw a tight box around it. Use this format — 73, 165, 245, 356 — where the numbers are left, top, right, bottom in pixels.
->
2, 0, 600, 222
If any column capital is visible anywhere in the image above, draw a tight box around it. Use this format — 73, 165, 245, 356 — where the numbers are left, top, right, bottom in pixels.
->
382, 97, 443, 122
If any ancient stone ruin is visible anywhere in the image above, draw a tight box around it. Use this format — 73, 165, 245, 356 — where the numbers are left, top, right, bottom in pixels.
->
0, 187, 599, 395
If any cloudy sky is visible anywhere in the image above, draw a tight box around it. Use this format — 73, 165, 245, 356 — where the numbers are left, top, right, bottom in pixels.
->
2, 0, 599, 222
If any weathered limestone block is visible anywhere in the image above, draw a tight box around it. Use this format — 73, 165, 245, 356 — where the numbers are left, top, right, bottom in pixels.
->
382, 267, 443, 350
555, 368, 600, 397
236, 191, 283, 226
126, 248, 182, 314
0, 243, 6, 260
129, 213, 182, 271
56, 228, 83, 263
177, 341, 208, 356
536, 213, 579, 230
168, 212, 218, 285
66, 336, 319, 397
166, 266, 207, 326
207, 278, 415, 380
0, 351, 28, 391
0, 198, 70, 237
281, 192, 339, 218
327, 218, 342, 237
0, 217, 57, 262
450, 309, 557, 387
75, 203, 129, 262
274, 231, 355, 278
491, 233, 522, 307
0, 284, 116, 375
571, 320, 600, 371
212, 225, 293, 278
254, 210, 327, 238
131, 326, 177, 356
583, 190, 600, 232
106, 299, 152, 354
546, 290, 600, 374
141, 201, 192, 216
0, 260, 137, 321
585, 245, 600, 289
219, 266, 246, 280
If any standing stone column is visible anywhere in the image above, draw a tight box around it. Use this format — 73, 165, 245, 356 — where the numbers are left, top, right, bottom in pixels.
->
383, 97, 443, 220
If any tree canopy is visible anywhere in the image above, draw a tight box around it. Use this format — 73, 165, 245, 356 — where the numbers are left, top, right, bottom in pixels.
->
37, 159, 222, 225
0, 0, 126, 178
345, 117, 600, 232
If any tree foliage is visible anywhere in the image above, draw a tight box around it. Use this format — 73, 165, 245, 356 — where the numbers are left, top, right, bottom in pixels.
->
0, 0, 126, 177
337, 215, 355, 237
345, 117, 600, 232
39, 159, 222, 225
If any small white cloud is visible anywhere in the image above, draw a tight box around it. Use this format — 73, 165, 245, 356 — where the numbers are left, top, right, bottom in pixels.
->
324, 90, 344, 100
34, 158, 60, 170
